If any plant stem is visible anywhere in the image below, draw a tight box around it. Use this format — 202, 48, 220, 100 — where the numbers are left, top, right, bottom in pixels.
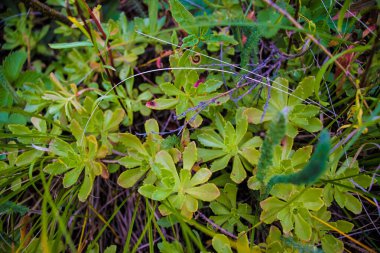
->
22, 0, 72, 26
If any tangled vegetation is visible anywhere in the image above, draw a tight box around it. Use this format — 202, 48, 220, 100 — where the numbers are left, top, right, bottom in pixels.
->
0, 0, 379, 252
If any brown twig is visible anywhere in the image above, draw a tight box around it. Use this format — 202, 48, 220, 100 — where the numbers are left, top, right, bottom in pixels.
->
83, 2, 116, 73
23, 0, 72, 26
197, 211, 238, 240
74, 0, 128, 114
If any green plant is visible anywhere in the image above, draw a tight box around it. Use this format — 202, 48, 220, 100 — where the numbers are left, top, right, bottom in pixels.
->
248, 137, 313, 191
260, 185, 325, 241
322, 154, 372, 214
266, 129, 331, 193
1, 0, 379, 252
3, 4, 49, 51
117, 119, 166, 189
139, 142, 220, 218
210, 183, 255, 233
244, 76, 323, 137
43, 134, 108, 202
0, 50, 30, 126
197, 109, 262, 183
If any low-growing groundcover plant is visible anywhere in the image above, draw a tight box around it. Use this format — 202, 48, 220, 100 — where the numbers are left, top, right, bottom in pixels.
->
0, 0, 379, 252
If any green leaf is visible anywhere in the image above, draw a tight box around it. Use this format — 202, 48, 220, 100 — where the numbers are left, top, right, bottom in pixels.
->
3, 50, 27, 83
198, 131, 225, 149
257, 9, 282, 39
44, 161, 70, 175
247, 176, 260, 190
189, 168, 212, 186
8, 124, 32, 144
291, 146, 312, 168
354, 174, 372, 188
277, 207, 293, 232
49, 41, 93, 49
210, 202, 230, 215
78, 172, 93, 202
185, 183, 220, 201
184, 195, 198, 212
104, 245, 117, 253
202, 34, 238, 45
271, 77, 289, 109
198, 148, 226, 162
155, 150, 177, 175
210, 154, 231, 172
158, 241, 183, 253
63, 167, 83, 188
161, 135, 180, 149
15, 150, 43, 167
344, 193, 362, 214
50, 138, 75, 157
197, 79, 223, 94
118, 156, 142, 168
224, 122, 236, 146
336, 220, 354, 233
103, 109, 125, 132
244, 108, 271, 124
139, 184, 173, 201
148, 0, 158, 32
181, 34, 199, 48
146, 98, 178, 110
231, 156, 246, 184
294, 213, 312, 241
169, 0, 197, 35
322, 234, 343, 253
118, 168, 146, 188
300, 188, 324, 211
183, 141, 197, 170
260, 197, 286, 224
236, 233, 250, 253
145, 118, 160, 135
70, 119, 83, 141
235, 113, 248, 145
288, 76, 316, 106
239, 147, 260, 165
212, 234, 233, 253
119, 133, 147, 156
86, 135, 98, 159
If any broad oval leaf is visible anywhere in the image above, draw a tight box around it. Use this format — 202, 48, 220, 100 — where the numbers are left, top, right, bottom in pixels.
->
63, 167, 83, 188
185, 183, 220, 201
78, 172, 94, 202
119, 133, 147, 156
169, 0, 197, 35
50, 138, 75, 157
197, 131, 225, 149
212, 234, 233, 253
155, 150, 177, 175
146, 98, 178, 110
231, 156, 246, 184
118, 168, 146, 188
189, 168, 212, 186
294, 213, 312, 241
15, 150, 43, 167
118, 156, 142, 168
44, 161, 70, 175
183, 141, 197, 171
